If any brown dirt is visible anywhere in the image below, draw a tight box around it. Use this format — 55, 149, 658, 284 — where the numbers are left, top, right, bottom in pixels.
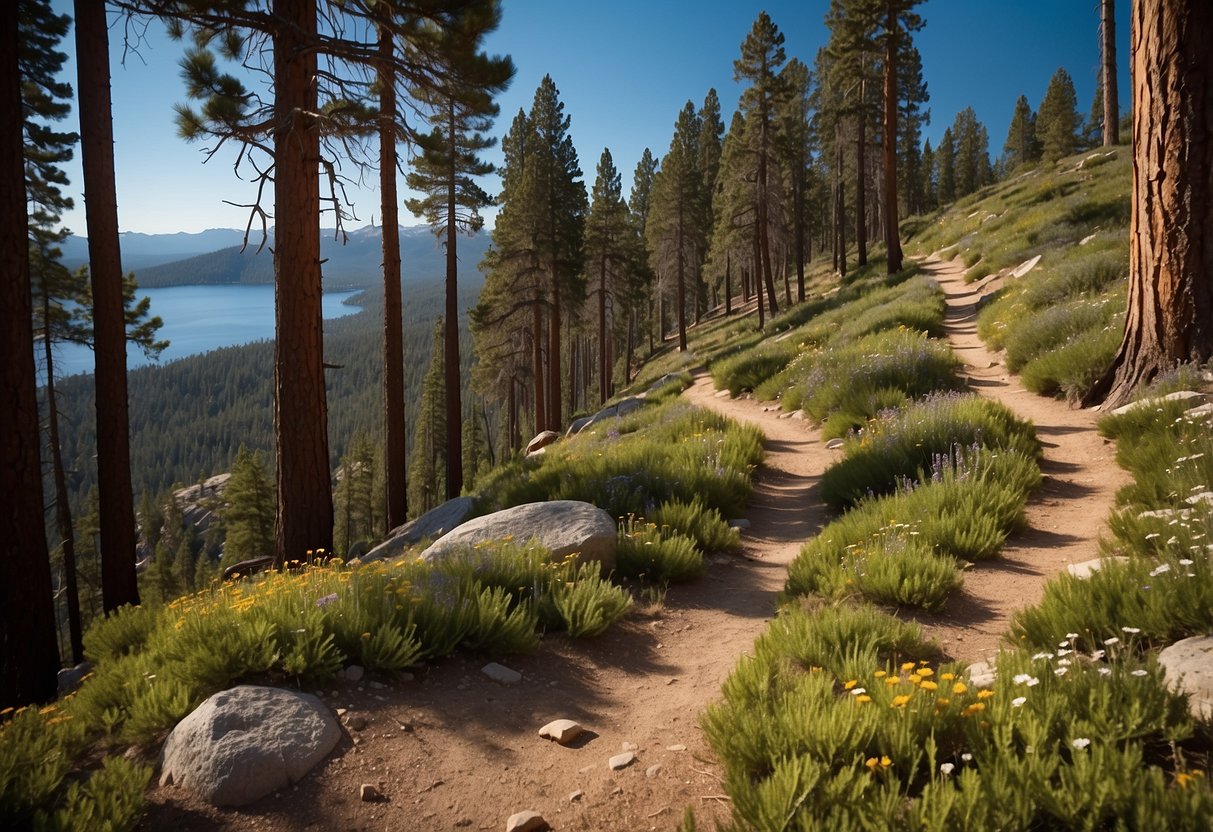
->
140, 258, 1126, 830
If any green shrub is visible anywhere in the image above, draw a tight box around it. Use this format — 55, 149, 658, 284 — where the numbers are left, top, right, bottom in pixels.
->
649, 497, 740, 553
616, 517, 705, 584
819, 394, 1040, 509
712, 341, 797, 395
1003, 296, 1119, 372
552, 563, 633, 638
1019, 317, 1123, 400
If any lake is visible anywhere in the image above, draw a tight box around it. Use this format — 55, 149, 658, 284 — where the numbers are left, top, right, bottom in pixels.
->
48, 284, 361, 379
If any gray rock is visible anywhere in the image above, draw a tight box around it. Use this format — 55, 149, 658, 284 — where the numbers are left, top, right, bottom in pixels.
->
1010, 254, 1042, 279
1066, 556, 1130, 579
345, 540, 370, 560
526, 430, 561, 456
666, 744, 687, 752
645, 764, 663, 778
57, 661, 93, 696
421, 500, 617, 574
566, 415, 593, 437
728, 518, 750, 530
1079, 233, 1099, 246
1186, 492, 1213, 507
608, 751, 636, 770
159, 685, 340, 807
616, 396, 643, 417
538, 718, 583, 745
1158, 636, 1213, 720
825, 438, 846, 450
362, 496, 475, 562
568, 790, 584, 802
713, 389, 731, 399
482, 662, 522, 685
1138, 509, 1192, 522
646, 373, 684, 394
1184, 402, 1213, 421
506, 810, 550, 832
1110, 390, 1205, 417
967, 660, 996, 688
343, 665, 365, 683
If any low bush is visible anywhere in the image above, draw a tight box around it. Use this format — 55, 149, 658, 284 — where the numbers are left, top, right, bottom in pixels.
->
648, 497, 740, 553
615, 516, 705, 584
819, 393, 1040, 509
1019, 319, 1123, 400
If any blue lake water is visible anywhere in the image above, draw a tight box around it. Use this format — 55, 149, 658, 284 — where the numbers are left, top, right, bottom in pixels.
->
49, 284, 361, 379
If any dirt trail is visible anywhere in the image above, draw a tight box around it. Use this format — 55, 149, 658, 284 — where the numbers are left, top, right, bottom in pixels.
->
142, 265, 1125, 830
916, 256, 1128, 662
143, 373, 833, 832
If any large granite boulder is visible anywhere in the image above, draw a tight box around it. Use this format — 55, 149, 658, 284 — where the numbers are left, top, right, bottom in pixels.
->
419, 500, 617, 573
360, 496, 475, 563
159, 685, 341, 807
526, 430, 561, 456
1158, 636, 1213, 720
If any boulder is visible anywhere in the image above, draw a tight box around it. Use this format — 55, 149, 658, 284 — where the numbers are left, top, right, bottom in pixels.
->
420, 500, 617, 573
1110, 390, 1205, 417
361, 496, 475, 562
565, 415, 593, 437
967, 660, 996, 688
616, 396, 643, 417
159, 685, 340, 807
646, 373, 684, 395
525, 430, 561, 456
1158, 636, 1213, 720
57, 661, 93, 696
1010, 255, 1042, 279
1066, 556, 1129, 579
538, 719, 584, 745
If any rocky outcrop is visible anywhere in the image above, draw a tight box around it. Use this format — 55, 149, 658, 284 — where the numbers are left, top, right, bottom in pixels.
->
159, 685, 341, 807
1109, 390, 1205, 417
419, 500, 617, 573
359, 496, 475, 563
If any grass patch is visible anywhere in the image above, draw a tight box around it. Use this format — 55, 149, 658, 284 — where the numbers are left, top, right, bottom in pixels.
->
819, 393, 1040, 510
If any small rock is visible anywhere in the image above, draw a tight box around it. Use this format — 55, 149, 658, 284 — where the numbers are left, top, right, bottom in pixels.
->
359, 783, 383, 802
368, 681, 386, 690
455, 819, 472, 828
611, 786, 624, 796
713, 389, 731, 399
621, 741, 638, 752
1186, 492, 1213, 507
728, 518, 751, 530
344, 665, 365, 683
1159, 636, 1213, 720
568, 790, 584, 803
505, 810, 550, 832
1110, 390, 1204, 416
608, 751, 636, 770
1067, 557, 1130, 580
790, 409, 806, 420
482, 663, 523, 685
538, 719, 584, 745
1010, 254, 1042, 279
1079, 233, 1098, 246
346, 714, 367, 731
825, 438, 845, 450
967, 660, 996, 688
335, 708, 347, 718
1138, 509, 1192, 522
646, 764, 662, 778
666, 744, 687, 752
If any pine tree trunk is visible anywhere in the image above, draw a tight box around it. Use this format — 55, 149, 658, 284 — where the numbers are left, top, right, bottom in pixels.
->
1102, 0, 1120, 146
794, 181, 806, 302
855, 102, 868, 267
725, 251, 733, 315
1084, 0, 1213, 408
272, 0, 333, 563
42, 296, 83, 663
836, 131, 848, 278
75, 0, 138, 609
444, 99, 463, 500
676, 202, 688, 351
599, 253, 609, 403
753, 228, 765, 330
507, 378, 518, 453
548, 264, 562, 430
2, 2, 58, 706
379, 25, 407, 529
883, 2, 904, 274
532, 301, 545, 433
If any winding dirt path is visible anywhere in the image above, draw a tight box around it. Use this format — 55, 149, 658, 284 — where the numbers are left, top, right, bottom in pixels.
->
143, 374, 832, 832
915, 256, 1128, 662
141, 263, 1124, 830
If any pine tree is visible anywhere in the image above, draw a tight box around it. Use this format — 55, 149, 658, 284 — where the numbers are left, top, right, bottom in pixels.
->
936, 127, 956, 204
648, 102, 702, 350
735, 11, 786, 309
409, 320, 448, 515
584, 148, 639, 404
629, 148, 659, 356
405, 7, 512, 499
896, 43, 930, 217
777, 58, 813, 301
2, 0, 57, 706
1003, 94, 1040, 171
920, 138, 936, 209
952, 107, 991, 196
705, 111, 752, 316
877, 0, 925, 274
220, 445, 275, 568
695, 89, 724, 319
1036, 67, 1081, 163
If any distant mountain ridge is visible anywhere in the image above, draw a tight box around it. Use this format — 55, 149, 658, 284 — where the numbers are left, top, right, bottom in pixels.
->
60, 225, 491, 290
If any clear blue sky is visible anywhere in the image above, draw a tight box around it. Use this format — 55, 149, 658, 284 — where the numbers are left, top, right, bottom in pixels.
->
48, 0, 1131, 236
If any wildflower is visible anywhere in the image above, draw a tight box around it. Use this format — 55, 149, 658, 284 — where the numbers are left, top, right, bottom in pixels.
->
1057, 658, 1072, 666
1179, 558, 1195, 566
961, 753, 973, 762
962, 702, 986, 717
1098, 667, 1112, 676
361, 632, 371, 639
1012, 673, 1037, 686
844, 679, 859, 690
918, 667, 934, 677
874, 670, 887, 678
920, 680, 938, 691
885, 677, 900, 686
1150, 564, 1172, 577
901, 661, 916, 671
1103, 637, 1120, 646
1065, 632, 1079, 640
936, 698, 951, 707
850, 687, 867, 696
977, 689, 995, 699
1131, 669, 1148, 677
891, 694, 912, 708
1072, 738, 1091, 750
1012, 697, 1027, 708
855, 694, 872, 703
940, 672, 955, 681
1122, 626, 1141, 634
909, 674, 922, 685
939, 763, 955, 775
1031, 652, 1054, 661
952, 681, 967, 694
1054, 667, 1069, 677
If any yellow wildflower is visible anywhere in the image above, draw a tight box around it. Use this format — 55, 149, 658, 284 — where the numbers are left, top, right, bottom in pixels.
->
855, 695, 872, 704
901, 661, 916, 671
962, 702, 986, 717
909, 674, 922, 685
918, 668, 934, 677
891, 694, 912, 708
941, 672, 955, 681
885, 677, 900, 686
977, 689, 995, 699
844, 679, 859, 690
952, 682, 968, 695
874, 670, 887, 678
920, 680, 938, 692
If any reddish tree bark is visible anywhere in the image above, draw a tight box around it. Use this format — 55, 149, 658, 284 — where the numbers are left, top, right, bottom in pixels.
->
882, 1, 904, 274
1102, 0, 1120, 146
444, 100, 463, 498
75, 0, 139, 610
1, 3, 58, 706
272, 0, 333, 563
379, 25, 407, 529
1085, 0, 1213, 407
